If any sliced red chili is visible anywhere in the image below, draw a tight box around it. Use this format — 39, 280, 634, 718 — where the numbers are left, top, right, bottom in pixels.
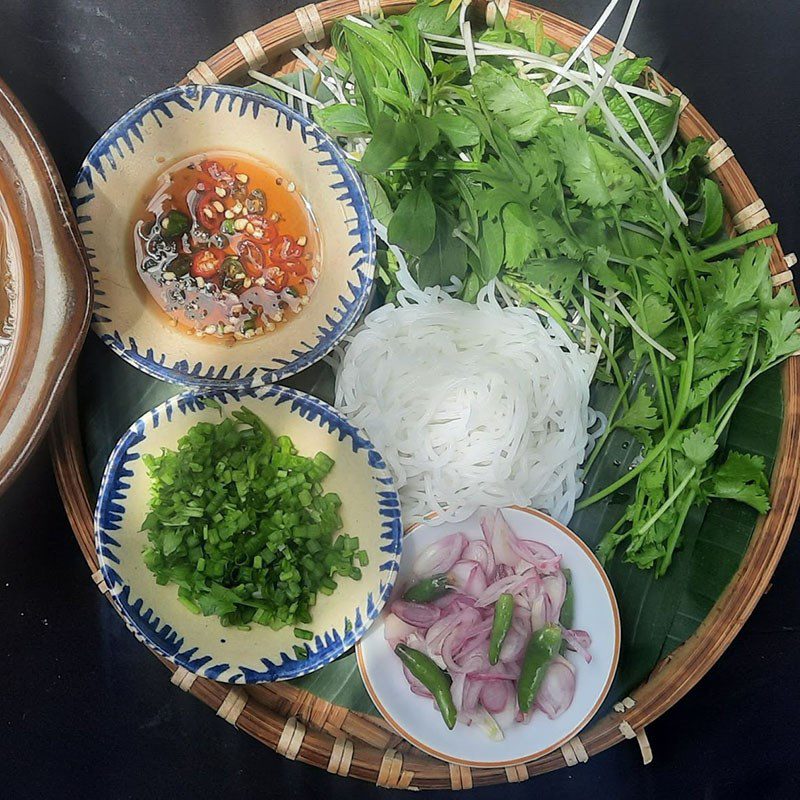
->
237, 240, 266, 278
266, 235, 304, 266
197, 191, 223, 231
201, 160, 235, 185
279, 235, 304, 261
285, 272, 306, 289
263, 266, 286, 290
245, 215, 278, 243
282, 260, 308, 276
191, 248, 223, 279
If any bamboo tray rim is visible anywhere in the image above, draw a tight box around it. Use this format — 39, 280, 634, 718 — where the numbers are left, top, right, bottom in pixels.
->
50, 0, 800, 790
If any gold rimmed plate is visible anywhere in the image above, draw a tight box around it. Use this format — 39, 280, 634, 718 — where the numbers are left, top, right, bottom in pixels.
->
356, 506, 620, 767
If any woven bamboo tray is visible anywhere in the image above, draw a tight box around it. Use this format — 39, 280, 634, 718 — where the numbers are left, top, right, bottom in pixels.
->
50, 0, 800, 789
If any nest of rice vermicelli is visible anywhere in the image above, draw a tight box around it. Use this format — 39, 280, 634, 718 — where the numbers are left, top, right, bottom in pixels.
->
334, 280, 600, 525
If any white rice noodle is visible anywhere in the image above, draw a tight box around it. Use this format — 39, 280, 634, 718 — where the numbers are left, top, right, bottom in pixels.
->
334, 280, 599, 526
460, 1, 477, 75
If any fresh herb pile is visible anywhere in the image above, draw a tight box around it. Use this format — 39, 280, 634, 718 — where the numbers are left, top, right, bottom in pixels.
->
141, 405, 368, 637
253, 1, 800, 575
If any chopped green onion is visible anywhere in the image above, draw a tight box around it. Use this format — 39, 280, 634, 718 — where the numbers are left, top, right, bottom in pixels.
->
141, 407, 364, 629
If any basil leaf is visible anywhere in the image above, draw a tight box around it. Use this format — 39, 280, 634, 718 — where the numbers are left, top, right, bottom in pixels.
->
415, 207, 467, 288
373, 86, 415, 114
362, 175, 394, 229
432, 110, 480, 149
387, 184, 436, 255
359, 113, 417, 174
414, 114, 440, 159
314, 103, 370, 136
407, 0, 462, 36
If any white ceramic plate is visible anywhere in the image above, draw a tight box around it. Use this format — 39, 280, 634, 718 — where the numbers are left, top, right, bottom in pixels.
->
356, 506, 620, 767
95, 384, 401, 683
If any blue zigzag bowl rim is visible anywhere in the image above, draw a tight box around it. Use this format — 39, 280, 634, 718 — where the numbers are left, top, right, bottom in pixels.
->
73, 83, 375, 389
94, 383, 403, 683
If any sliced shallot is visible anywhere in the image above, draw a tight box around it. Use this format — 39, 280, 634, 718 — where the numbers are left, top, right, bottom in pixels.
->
385, 508, 592, 739
413, 532, 466, 576
536, 656, 576, 719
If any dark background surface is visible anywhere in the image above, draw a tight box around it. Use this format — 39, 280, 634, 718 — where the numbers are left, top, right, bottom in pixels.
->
1, 1, 799, 798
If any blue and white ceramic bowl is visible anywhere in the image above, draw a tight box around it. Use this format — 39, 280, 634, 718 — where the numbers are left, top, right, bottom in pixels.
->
73, 84, 374, 387
95, 384, 402, 683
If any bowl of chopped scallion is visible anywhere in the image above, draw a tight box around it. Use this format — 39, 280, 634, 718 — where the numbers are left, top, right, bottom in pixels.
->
94, 384, 402, 683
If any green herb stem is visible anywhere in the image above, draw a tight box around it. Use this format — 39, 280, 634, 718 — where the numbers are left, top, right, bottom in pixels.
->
697, 224, 778, 261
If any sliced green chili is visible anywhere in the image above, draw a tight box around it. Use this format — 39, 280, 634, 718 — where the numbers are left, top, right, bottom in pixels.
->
160, 209, 190, 238
169, 254, 192, 278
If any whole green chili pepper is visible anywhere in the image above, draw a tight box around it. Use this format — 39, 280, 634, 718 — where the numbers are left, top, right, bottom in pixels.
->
395, 643, 457, 730
403, 573, 451, 603
517, 625, 562, 713
559, 569, 574, 630
488, 593, 515, 665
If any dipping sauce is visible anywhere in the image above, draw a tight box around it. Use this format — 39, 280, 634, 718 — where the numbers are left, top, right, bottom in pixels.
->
133, 152, 320, 339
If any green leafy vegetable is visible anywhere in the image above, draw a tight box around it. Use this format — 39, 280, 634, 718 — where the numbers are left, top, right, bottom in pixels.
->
359, 113, 417, 174
250, 0, 796, 579
388, 184, 436, 255
415, 207, 468, 287
705, 451, 770, 513
472, 63, 554, 142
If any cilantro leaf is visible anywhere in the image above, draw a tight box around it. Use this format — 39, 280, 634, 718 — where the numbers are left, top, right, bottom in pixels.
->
512, 257, 582, 296
546, 120, 611, 206
761, 305, 800, 363
677, 425, 717, 467
196, 590, 238, 618
472, 63, 555, 142
687, 370, 733, 412
161, 529, 183, 557
474, 216, 505, 283
616, 385, 661, 434
635, 293, 674, 338
502, 203, 537, 268
706, 451, 770, 514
